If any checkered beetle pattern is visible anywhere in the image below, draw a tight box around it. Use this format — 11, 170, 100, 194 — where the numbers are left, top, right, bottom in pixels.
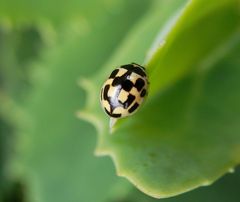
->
100, 63, 148, 118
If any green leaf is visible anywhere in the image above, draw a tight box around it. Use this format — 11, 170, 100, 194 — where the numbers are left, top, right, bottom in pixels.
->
147, 0, 240, 95
79, 0, 240, 198
123, 167, 240, 202
0, 24, 46, 201
0, 0, 118, 25
0, 25, 45, 99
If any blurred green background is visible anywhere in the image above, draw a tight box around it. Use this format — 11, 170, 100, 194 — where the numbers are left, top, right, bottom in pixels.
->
0, 0, 240, 202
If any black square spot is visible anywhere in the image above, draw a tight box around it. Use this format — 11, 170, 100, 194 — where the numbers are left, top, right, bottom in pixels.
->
109, 69, 119, 78
122, 80, 133, 92
140, 89, 146, 97
135, 78, 145, 91
103, 85, 110, 100
112, 77, 121, 86
123, 94, 135, 108
128, 102, 139, 113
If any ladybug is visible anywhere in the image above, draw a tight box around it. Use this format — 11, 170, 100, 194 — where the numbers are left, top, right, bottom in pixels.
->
100, 63, 148, 123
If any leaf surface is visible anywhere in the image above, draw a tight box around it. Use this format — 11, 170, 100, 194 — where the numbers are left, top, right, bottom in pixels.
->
80, 0, 240, 198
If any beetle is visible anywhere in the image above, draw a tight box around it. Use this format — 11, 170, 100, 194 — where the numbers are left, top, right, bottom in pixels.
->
100, 63, 148, 130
